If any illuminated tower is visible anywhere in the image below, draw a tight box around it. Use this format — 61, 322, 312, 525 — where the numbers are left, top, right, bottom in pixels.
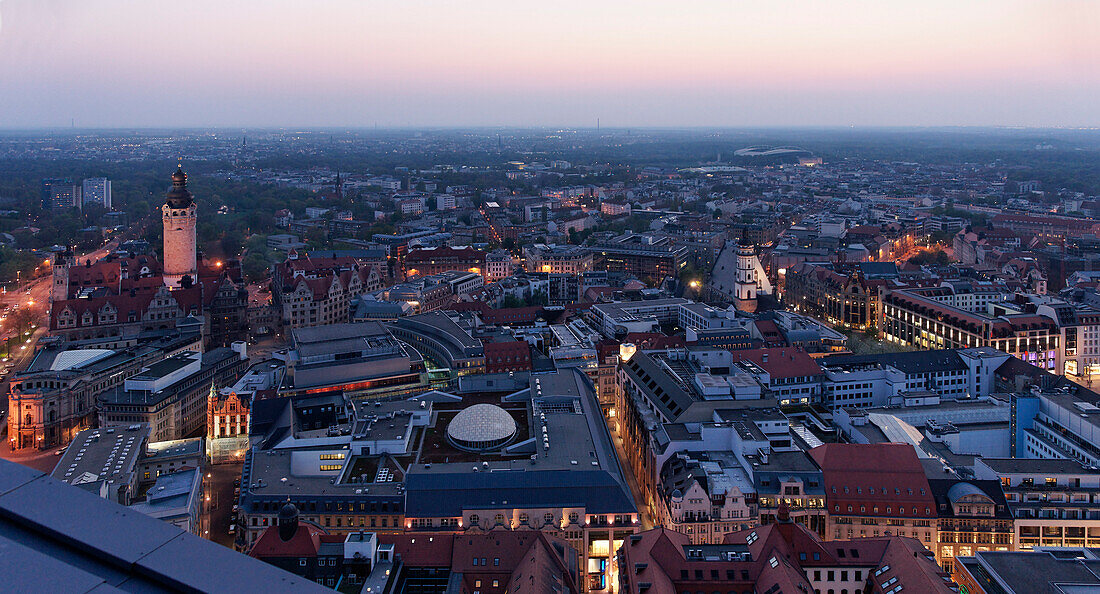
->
162, 166, 198, 288
51, 246, 75, 303
733, 238, 758, 313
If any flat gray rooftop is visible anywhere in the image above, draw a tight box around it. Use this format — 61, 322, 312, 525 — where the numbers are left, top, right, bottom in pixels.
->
51, 425, 149, 490
0, 458, 330, 593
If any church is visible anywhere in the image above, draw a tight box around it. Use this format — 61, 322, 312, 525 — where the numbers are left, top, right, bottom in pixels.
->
706, 238, 774, 311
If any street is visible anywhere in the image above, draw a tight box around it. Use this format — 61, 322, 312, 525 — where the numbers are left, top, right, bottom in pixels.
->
203, 462, 245, 549
0, 241, 115, 468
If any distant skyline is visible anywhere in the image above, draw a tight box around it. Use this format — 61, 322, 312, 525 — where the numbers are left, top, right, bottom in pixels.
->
0, 1, 1097, 129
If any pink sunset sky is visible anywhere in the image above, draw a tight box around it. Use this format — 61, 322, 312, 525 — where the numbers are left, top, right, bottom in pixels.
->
0, 0, 1097, 127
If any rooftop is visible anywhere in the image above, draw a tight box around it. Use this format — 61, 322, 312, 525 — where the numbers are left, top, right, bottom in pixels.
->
0, 458, 330, 593
51, 425, 149, 493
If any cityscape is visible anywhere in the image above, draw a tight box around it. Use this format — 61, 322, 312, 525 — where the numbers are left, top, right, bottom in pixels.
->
2, 3, 1100, 594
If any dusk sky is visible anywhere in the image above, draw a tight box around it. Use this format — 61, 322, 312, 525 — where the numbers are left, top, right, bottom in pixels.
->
1, 0, 1097, 128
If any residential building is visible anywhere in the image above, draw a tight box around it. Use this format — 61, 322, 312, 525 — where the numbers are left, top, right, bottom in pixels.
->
81, 177, 112, 209
618, 511, 953, 594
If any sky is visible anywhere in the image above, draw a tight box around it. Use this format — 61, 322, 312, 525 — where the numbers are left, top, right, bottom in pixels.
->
0, 0, 1097, 128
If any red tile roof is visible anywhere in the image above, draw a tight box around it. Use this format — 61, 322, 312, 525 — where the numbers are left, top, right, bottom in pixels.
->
248, 522, 327, 558
810, 443, 936, 519
736, 347, 822, 379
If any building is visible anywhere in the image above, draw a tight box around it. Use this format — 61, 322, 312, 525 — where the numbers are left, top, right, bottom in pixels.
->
239, 368, 635, 592
82, 177, 112, 209
485, 249, 515, 281
272, 254, 384, 329
98, 346, 251, 442
7, 332, 202, 451
656, 452, 757, 544
400, 370, 638, 592
732, 241, 759, 313
784, 263, 883, 330
591, 233, 688, 283
881, 287, 1062, 373
404, 245, 486, 278
708, 241, 773, 306
50, 284, 204, 344
926, 479, 1014, 573
280, 322, 429, 400
0, 458, 330, 593
383, 531, 581, 594
809, 443, 937, 548
50, 424, 151, 505
162, 167, 198, 288
238, 398, 418, 546
588, 298, 692, 338
43, 177, 80, 210
129, 467, 204, 535
974, 457, 1100, 550
386, 311, 486, 377
523, 244, 593, 275
618, 510, 954, 594
248, 503, 372, 589
953, 547, 1100, 593
1011, 384, 1100, 466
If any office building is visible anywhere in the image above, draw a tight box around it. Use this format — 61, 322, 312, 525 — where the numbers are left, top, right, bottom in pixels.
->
974, 457, 1100, 550
98, 347, 251, 442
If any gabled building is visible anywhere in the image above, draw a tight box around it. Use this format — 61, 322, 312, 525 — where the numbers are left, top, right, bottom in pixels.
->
618, 508, 953, 594
810, 443, 937, 548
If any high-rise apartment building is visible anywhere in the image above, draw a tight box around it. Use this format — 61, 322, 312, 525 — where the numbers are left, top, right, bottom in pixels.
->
42, 178, 80, 210
82, 177, 112, 209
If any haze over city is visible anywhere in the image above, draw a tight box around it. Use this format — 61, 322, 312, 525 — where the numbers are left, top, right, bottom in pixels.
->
3, 2, 1100, 594
1, 0, 1098, 128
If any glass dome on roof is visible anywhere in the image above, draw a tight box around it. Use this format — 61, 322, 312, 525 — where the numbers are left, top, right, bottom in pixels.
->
446, 403, 517, 452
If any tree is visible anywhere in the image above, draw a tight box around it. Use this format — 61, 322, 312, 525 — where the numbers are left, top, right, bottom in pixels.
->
242, 253, 270, 282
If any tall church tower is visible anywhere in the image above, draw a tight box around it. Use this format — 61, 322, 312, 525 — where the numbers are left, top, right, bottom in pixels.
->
733, 238, 758, 313
162, 166, 198, 288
